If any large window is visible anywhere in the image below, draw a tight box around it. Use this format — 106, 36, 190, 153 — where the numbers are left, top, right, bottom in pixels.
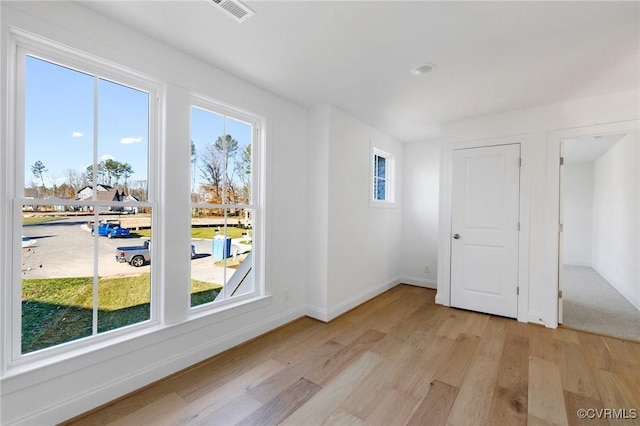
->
189, 100, 260, 308
12, 39, 158, 357
6, 34, 264, 365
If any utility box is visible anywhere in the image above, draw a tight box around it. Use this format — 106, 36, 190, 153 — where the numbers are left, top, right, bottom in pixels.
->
212, 235, 232, 260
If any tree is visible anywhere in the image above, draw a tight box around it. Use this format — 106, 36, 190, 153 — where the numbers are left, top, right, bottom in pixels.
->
47, 171, 60, 198
64, 168, 88, 193
200, 143, 223, 204
104, 159, 119, 186
191, 141, 197, 194
119, 163, 134, 194
27, 177, 38, 190
56, 182, 75, 199
129, 180, 148, 204
236, 144, 251, 204
214, 134, 239, 204
86, 162, 106, 185
31, 161, 47, 194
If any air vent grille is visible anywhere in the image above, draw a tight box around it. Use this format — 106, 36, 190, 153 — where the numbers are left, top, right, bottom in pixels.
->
210, 0, 254, 23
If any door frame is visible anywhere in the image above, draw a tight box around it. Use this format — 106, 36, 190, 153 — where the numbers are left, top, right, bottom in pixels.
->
437, 134, 531, 323
546, 119, 640, 328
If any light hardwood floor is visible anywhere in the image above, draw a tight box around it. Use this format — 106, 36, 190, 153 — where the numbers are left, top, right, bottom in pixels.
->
65, 285, 640, 426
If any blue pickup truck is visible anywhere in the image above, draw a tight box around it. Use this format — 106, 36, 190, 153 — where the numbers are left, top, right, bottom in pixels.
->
92, 222, 130, 239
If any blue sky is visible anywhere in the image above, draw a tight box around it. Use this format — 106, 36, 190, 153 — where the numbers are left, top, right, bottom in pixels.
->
190, 107, 252, 190
25, 55, 252, 194
25, 55, 149, 188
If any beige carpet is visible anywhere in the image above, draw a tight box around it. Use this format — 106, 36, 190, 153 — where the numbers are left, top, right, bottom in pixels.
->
562, 265, 640, 341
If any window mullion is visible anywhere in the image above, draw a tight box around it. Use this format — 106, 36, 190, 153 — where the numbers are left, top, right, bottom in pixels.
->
223, 209, 228, 300
222, 117, 227, 206
92, 75, 99, 336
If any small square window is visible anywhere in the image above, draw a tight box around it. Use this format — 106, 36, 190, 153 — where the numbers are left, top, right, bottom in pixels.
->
371, 147, 395, 206
373, 154, 387, 201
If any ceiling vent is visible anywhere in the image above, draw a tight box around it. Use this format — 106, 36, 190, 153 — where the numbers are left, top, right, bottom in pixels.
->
210, 0, 255, 23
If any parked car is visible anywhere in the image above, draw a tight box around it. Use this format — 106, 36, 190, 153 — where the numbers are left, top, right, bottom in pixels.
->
116, 240, 151, 267
92, 222, 130, 239
116, 240, 196, 267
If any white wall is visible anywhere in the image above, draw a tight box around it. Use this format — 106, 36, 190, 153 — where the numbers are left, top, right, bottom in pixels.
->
306, 106, 404, 320
1, 2, 309, 424
400, 140, 440, 287
439, 90, 640, 327
592, 132, 640, 309
305, 105, 330, 318
562, 163, 594, 266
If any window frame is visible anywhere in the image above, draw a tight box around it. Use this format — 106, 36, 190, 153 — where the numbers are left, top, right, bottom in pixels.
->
5, 30, 163, 365
370, 146, 396, 207
188, 95, 265, 313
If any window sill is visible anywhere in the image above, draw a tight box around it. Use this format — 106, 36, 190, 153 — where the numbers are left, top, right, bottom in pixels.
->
188, 293, 273, 323
369, 200, 397, 209
2, 294, 274, 392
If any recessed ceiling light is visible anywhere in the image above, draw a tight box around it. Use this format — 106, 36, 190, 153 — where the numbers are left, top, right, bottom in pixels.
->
411, 63, 436, 76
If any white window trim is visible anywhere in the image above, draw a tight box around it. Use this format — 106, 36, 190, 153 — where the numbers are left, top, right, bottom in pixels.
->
370, 146, 396, 208
1, 30, 268, 376
4, 30, 163, 367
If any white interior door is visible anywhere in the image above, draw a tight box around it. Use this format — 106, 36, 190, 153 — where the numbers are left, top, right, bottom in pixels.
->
450, 144, 521, 318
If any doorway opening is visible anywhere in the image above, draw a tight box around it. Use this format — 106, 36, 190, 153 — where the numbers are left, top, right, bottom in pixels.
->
559, 131, 640, 341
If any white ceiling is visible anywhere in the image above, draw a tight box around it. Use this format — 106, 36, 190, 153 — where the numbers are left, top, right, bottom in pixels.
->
80, 1, 640, 142
564, 133, 627, 163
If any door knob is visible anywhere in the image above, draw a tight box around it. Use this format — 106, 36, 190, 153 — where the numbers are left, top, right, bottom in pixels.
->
453, 234, 461, 239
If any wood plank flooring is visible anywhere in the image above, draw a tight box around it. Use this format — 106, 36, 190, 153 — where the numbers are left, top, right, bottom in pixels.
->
65, 285, 640, 426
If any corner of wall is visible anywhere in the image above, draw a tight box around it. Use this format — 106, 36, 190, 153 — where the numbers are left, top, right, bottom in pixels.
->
398, 276, 437, 289
400, 140, 440, 284
304, 105, 331, 315
325, 277, 399, 322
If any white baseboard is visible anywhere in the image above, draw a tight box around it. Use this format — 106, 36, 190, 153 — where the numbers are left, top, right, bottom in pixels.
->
611, 282, 640, 312
15, 306, 305, 426
397, 276, 437, 289
305, 304, 329, 322
592, 265, 640, 312
306, 278, 399, 323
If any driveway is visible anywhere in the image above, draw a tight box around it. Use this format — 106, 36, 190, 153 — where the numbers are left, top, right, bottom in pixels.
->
21, 218, 150, 278
21, 218, 249, 284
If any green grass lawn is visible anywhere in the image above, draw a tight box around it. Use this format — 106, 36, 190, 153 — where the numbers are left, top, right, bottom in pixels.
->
191, 279, 223, 307
22, 275, 222, 353
134, 227, 248, 239
22, 216, 63, 225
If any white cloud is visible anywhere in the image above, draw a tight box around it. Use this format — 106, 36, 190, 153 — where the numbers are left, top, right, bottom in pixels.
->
101, 154, 115, 161
120, 137, 142, 144
72, 132, 83, 137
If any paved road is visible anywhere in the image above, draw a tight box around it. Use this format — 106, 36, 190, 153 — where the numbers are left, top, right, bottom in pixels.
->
22, 218, 150, 278
21, 218, 249, 283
